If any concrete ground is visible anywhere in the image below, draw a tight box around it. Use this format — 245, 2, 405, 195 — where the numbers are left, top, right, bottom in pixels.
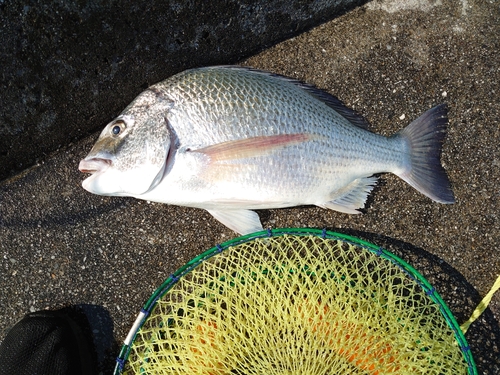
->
1, 0, 499, 373
0, 0, 365, 182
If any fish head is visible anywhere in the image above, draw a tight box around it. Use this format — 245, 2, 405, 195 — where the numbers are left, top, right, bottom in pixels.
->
79, 89, 173, 196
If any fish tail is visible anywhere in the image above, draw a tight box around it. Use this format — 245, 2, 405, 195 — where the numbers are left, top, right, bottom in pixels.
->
395, 104, 455, 203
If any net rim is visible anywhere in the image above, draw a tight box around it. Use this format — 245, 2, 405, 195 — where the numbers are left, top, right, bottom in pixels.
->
114, 228, 477, 375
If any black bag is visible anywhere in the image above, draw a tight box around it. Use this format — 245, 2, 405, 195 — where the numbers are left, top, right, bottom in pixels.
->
0, 308, 97, 375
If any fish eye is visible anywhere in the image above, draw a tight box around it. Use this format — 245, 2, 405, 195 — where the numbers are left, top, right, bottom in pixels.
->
111, 121, 126, 136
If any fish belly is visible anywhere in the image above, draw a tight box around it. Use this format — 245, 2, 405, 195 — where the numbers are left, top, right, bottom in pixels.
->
140, 128, 403, 211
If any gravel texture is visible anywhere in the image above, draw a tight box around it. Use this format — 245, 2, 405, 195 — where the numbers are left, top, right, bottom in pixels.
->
1, 0, 499, 373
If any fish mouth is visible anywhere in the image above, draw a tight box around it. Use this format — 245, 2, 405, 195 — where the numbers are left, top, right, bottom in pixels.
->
78, 158, 111, 175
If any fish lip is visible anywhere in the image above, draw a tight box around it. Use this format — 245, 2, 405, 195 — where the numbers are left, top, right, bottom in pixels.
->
78, 158, 111, 175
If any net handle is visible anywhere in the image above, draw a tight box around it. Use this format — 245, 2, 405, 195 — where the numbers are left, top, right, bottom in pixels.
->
461, 274, 500, 334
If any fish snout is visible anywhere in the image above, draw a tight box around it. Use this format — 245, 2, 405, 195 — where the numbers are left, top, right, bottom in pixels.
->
78, 158, 111, 175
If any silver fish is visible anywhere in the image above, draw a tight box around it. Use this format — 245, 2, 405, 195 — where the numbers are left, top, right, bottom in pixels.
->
79, 66, 454, 234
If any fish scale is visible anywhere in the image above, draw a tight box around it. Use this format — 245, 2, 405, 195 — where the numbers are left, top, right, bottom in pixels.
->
79, 66, 454, 234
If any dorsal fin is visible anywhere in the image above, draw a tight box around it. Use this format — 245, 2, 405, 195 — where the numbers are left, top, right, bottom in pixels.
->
294, 83, 371, 130
210, 66, 371, 130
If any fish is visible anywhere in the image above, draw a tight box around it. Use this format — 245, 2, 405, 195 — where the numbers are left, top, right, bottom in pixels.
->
79, 66, 454, 234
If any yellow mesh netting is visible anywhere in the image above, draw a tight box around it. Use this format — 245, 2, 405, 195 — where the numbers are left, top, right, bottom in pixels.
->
120, 233, 472, 375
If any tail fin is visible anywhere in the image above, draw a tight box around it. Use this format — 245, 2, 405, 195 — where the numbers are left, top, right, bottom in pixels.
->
395, 104, 455, 204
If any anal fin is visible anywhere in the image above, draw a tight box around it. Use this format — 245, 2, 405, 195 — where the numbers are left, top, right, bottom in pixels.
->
319, 176, 378, 214
207, 209, 264, 235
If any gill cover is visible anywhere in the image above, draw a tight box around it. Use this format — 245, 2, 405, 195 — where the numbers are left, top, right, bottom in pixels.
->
81, 89, 172, 196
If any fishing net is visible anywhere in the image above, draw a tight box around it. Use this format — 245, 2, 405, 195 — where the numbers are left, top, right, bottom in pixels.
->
114, 228, 476, 375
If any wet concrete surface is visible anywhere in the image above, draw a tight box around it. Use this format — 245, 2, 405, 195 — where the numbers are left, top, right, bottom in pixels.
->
1, 0, 499, 373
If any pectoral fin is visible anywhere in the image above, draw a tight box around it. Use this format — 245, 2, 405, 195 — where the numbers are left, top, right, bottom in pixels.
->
193, 134, 311, 161
207, 209, 264, 235
319, 176, 378, 214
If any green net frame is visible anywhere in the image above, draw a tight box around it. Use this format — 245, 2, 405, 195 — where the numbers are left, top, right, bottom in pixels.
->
114, 228, 476, 374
